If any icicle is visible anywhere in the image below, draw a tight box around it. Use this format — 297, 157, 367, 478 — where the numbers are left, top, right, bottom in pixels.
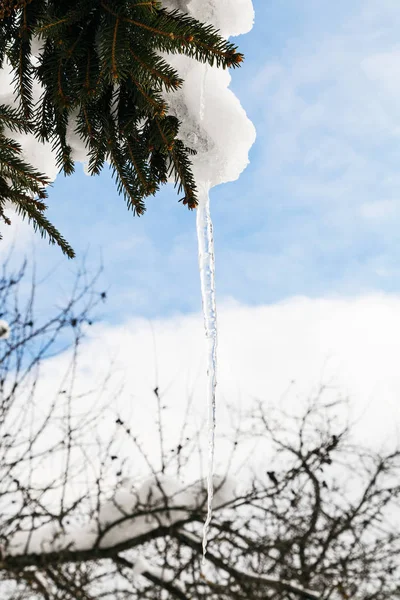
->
196, 64, 218, 568
196, 181, 218, 568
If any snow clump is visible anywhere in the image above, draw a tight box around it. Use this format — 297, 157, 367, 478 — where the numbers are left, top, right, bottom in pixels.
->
6, 474, 236, 556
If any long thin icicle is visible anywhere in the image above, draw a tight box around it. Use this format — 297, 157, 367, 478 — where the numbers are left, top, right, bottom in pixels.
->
196, 64, 218, 566
196, 182, 218, 567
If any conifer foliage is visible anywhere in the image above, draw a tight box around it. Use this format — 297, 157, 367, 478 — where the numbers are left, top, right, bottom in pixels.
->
0, 0, 244, 257
0, 103, 75, 256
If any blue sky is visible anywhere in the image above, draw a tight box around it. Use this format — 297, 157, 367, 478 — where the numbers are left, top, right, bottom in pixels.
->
5, 0, 400, 321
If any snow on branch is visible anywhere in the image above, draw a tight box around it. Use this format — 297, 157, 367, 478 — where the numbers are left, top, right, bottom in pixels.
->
4, 475, 236, 561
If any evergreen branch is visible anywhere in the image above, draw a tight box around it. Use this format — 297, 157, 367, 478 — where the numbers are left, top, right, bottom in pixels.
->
0, 103, 32, 134
129, 48, 182, 91
101, 0, 242, 70
0, 143, 49, 188
128, 1, 157, 7
0, 0, 34, 21
12, 194, 75, 258
170, 140, 198, 209
84, 48, 92, 91
81, 107, 95, 142
87, 143, 106, 176
36, 16, 69, 33
33, 89, 54, 142
57, 58, 67, 106
96, 68, 106, 91
156, 119, 197, 208
65, 29, 85, 61
121, 15, 170, 37
129, 73, 166, 115
7, 11, 34, 119
50, 107, 74, 175
16, 41, 33, 118
124, 137, 151, 195
155, 116, 174, 149
1, 139, 21, 153
194, 40, 244, 68
111, 16, 119, 79
132, 7, 244, 69
109, 142, 146, 216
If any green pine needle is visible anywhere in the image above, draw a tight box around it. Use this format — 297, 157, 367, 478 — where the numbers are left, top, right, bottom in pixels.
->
0, 0, 245, 257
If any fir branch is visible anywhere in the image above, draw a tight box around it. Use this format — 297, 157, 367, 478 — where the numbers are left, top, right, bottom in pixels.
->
0, 103, 74, 257
36, 16, 69, 33
0, 103, 32, 134
111, 16, 119, 79
108, 142, 146, 216
156, 118, 197, 208
129, 48, 182, 91
0, 0, 246, 256
170, 140, 198, 209
50, 108, 74, 175
129, 73, 166, 115
12, 193, 75, 258
0, 137, 48, 188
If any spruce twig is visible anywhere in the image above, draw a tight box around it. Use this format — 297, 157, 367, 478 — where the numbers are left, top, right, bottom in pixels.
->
0, 0, 245, 256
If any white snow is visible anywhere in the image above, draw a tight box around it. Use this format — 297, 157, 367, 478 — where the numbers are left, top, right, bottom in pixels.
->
8, 521, 64, 555
163, 0, 254, 38
6, 474, 236, 556
163, 0, 256, 187
98, 487, 139, 528
0, 320, 10, 339
212, 475, 237, 506
132, 556, 152, 578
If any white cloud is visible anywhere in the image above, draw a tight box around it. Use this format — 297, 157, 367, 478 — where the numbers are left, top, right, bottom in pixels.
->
249, 3, 400, 202
36, 295, 400, 465
361, 49, 400, 93
359, 198, 400, 221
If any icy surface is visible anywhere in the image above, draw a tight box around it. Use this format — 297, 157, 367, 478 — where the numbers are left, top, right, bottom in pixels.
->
6, 474, 236, 556
196, 183, 218, 563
